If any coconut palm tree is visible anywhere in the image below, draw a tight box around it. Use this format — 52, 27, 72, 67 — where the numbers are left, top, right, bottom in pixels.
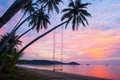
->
5, 7, 50, 52
3, 0, 63, 53
28, 7, 50, 32
0, 0, 63, 28
0, 0, 35, 52
20, 0, 91, 53
0, 0, 31, 28
37, 0, 63, 13
22, 0, 36, 16
0, 33, 22, 72
61, 0, 91, 30
15, 0, 36, 27
0, 0, 62, 52
4, 1, 38, 52
0, 33, 22, 53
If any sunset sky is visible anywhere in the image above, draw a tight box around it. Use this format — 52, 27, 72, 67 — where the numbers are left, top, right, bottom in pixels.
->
0, 0, 120, 64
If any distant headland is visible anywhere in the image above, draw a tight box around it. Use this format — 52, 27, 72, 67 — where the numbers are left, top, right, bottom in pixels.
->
18, 60, 80, 65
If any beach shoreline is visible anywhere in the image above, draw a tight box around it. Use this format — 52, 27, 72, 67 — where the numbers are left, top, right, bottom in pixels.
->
20, 66, 112, 80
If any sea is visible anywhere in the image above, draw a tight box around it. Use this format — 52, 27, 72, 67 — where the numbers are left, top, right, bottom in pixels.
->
18, 64, 120, 80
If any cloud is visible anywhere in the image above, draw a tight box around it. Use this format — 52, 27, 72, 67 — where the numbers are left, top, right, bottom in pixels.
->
86, 1, 120, 30
56, 28, 120, 61
0, 28, 9, 35
21, 27, 120, 62
1, 0, 120, 63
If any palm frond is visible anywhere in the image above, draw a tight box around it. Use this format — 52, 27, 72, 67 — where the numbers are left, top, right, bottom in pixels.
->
61, 8, 72, 12
22, 0, 36, 16
28, 8, 50, 32
68, 0, 75, 8
37, 0, 63, 13
80, 3, 91, 8
61, 0, 91, 30
0, 33, 22, 50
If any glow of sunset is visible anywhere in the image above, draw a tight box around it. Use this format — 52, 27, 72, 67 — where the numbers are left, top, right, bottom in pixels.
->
0, 0, 120, 64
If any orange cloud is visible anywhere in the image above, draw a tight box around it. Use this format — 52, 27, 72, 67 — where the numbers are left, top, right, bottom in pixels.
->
58, 28, 120, 61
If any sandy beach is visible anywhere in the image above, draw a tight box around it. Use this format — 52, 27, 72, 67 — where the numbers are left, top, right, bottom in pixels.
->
20, 67, 112, 80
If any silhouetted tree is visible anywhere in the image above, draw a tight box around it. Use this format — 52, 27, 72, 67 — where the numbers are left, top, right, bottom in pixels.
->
20, 0, 91, 52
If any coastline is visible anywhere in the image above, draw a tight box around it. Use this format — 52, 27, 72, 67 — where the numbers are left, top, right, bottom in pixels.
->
20, 67, 112, 80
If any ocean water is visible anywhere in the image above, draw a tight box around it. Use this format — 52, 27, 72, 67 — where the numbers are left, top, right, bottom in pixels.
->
18, 64, 120, 80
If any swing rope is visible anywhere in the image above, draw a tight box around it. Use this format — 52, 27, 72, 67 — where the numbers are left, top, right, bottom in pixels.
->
53, 30, 56, 71
53, 26, 63, 71
60, 26, 63, 71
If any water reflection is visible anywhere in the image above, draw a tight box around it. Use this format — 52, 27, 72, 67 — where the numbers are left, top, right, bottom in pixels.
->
87, 65, 112, 78
18, 64, 120, 80
63, 65, 120, 80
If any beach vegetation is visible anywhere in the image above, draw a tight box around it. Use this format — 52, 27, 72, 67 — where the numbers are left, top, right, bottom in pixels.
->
0, 33, 22, 73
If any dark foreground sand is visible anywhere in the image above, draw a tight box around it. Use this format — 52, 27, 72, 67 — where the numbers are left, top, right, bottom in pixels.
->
21, 67, 112, 80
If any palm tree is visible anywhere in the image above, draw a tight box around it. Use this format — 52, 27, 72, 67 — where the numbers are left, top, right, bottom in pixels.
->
22, 0, 36, 16
3, 49, 23, 73
4, 0, 62, 53
37, 0, 63, 13
0, 0, 35, 52
0, 33, 22, 53
20, 0, 91, 53
0, 0, 31, 28
0, 33, 22, 72
28, 7, 51, 32
5, 7, 51, 52
0, 0, 62, 52
61, 0, 91, 30
0, 0, 63, 28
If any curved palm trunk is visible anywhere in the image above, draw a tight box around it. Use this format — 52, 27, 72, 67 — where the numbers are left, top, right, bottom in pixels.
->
0, 0, 31, 28
0, 63, 5, 73
20, 20, 67, 53
5, 28, 32, 52
0, 16, 30, 52
13, 14, 25, 30
9, 14, 25, 40
2, 14, 25, 51
0, 16, 29, 73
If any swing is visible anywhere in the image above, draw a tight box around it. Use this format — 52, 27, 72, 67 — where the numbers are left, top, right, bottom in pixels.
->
53, 27, 63, 71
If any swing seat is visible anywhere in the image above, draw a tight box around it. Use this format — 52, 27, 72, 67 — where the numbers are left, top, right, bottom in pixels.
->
53, 69, 63, 71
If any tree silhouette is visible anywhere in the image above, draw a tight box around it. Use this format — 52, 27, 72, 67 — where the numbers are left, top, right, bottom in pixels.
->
61, 0, 91, 30
20, 0, 91, 52
0, 0, 31, 28
0, 0, 91, 72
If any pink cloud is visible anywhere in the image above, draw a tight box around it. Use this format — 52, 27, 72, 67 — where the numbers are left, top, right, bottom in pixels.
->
0, 28, 9, 35
53, 28, 120, 61
12, 0, 120, 61
20, 27, 120, 62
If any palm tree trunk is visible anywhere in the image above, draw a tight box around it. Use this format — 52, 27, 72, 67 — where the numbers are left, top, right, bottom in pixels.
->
0, 14, 27, 73
13, 14, 25, 31
0, 63, 5, 73
0, 16, 30, 52
17, 28, 32, 40
0, 0, 31, 28
20, 20, 67, 53
5, 28, 32, 52
9, 14, 25, 41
